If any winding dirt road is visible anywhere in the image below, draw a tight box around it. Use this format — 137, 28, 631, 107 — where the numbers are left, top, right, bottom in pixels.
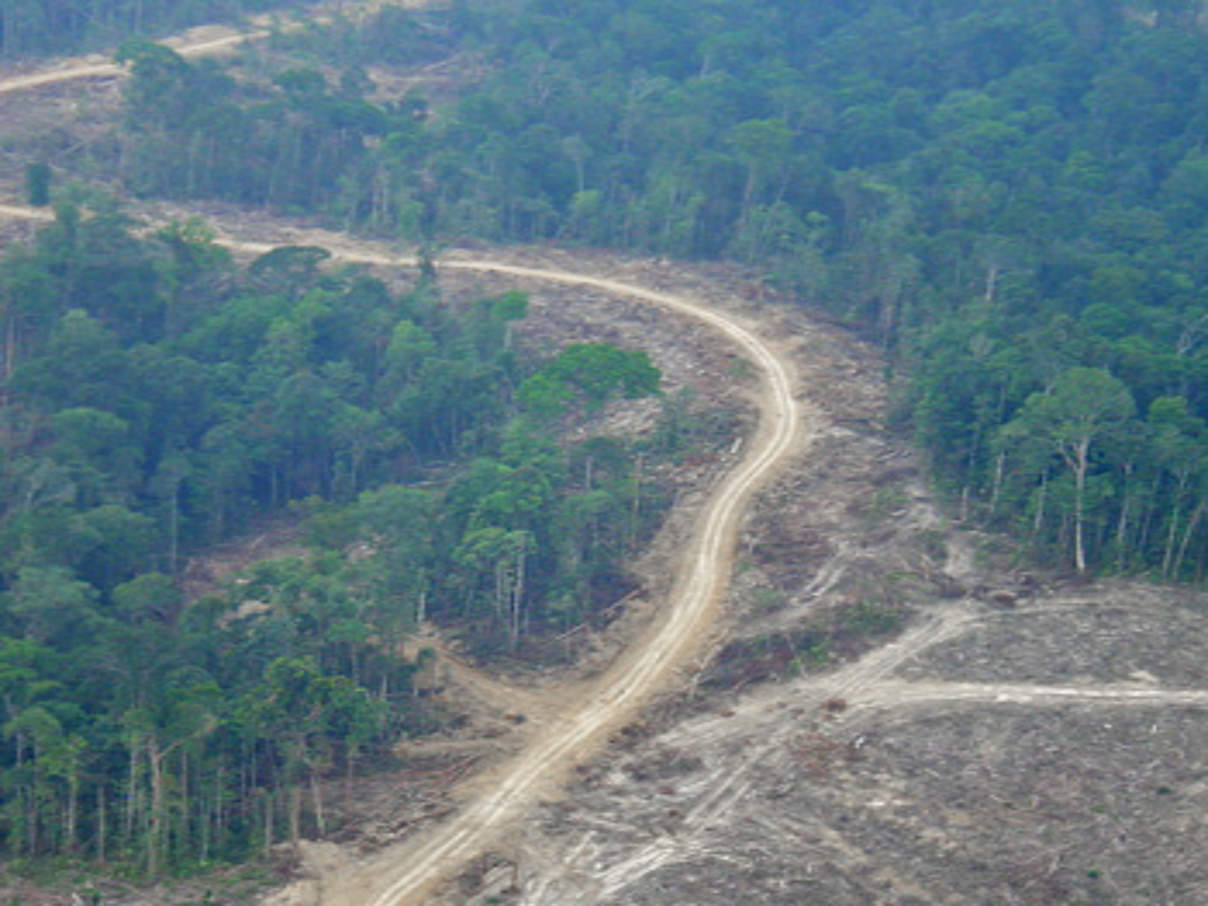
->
0, 19, 811, 897
346, 262, 801, 906
240, 239, 806, 904
0, 204, 807, 904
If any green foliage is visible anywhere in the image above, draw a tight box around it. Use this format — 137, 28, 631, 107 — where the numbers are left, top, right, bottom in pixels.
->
97, 1, 1208, 577
519, 343, 660, 418
20, 0, 1208, 876
0, 204, 676, 871
23, 162, 50, 207
113, 44, 396, 212
113, 0, 1203, 583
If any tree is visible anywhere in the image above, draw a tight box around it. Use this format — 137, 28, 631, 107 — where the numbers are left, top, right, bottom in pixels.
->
24, 163, 50, 207
1147, 396, 1208, 578
1000, 367, 1135, 574
453, 526, 533, 649
11, 310, 133, 416
6, 565, 101, 649
119, 663, 218, 876
522, 343, 660, 415
246, 657, 373, 846
350, 484, 437, 639
725, 118, 795, 231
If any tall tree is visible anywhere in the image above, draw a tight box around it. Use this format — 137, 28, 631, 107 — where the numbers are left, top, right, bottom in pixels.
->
1000, 367, 1136, 574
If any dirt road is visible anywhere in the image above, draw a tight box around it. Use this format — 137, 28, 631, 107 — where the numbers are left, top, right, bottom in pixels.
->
234, 249, 805, 906
10, 12, 1205, 903
357, 262, 801, 906
0, 0, 419, 96
0, 201, 807, 902
0, 20, 807, 895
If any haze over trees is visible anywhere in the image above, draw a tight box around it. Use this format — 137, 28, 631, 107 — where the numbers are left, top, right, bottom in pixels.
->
0, 0, 297, 57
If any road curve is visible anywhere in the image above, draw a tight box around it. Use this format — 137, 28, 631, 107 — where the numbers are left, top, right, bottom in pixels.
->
247, 253, 803, 905
0, 12, 803, 899
0, 9, 789, 903
353, 259, 802, 906
0, 202, 806, 902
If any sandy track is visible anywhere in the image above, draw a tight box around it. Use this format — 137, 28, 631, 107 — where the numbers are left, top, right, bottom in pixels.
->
359, 263, 799, 906
0, 202, 807, 903
0, 0, 426, 96
0, 59, 124, 94
0, 203, 54, 222
303, 260, 804, 905
526, 607, 980, 904
180, 244, 805, 906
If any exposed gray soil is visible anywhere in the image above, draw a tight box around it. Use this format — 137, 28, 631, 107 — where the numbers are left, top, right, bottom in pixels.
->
501, 586, 1208, 906
896, 588, 1208, 687
599, 702, 1208, 906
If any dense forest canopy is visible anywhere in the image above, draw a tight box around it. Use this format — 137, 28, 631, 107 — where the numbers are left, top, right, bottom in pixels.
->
93, 0, 1208, 578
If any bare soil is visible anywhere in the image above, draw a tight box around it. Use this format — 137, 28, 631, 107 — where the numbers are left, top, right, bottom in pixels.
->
456, 294, 1208, 906
179, 516, 310, 603
498, 593, 1208, 906
896, 586, 1208, 687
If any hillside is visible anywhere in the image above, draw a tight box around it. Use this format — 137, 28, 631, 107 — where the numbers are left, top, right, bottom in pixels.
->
2, 2, 1208, 905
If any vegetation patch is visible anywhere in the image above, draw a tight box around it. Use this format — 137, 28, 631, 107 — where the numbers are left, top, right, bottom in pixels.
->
0, 209, 676, 878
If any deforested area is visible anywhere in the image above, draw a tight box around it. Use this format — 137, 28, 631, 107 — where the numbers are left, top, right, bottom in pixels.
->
2, 1, 1208, 904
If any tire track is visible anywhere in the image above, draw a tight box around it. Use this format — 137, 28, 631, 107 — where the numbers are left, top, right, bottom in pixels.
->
522, 598, 1208, 904
850, 680, 1208, 710
531, 605, 978, 904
